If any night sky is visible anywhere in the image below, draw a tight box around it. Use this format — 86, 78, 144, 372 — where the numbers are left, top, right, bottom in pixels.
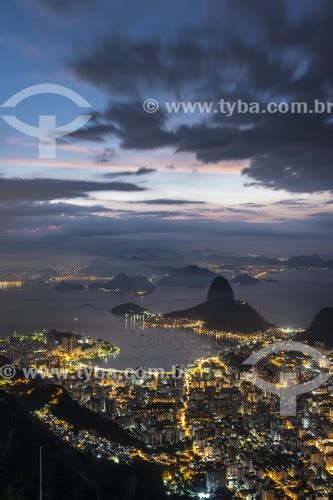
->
0, 0, 332, 260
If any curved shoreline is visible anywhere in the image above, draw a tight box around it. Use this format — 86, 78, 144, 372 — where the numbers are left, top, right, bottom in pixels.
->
68, 344, 120, 370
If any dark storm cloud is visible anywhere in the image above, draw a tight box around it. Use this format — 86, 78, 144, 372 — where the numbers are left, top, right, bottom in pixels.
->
72, 37, 205, 95
66, 101, 176, 150
242, 149, 333, 193
0, 177, 145, 202
71, 0, 333, 193
66, 123, 118, 143
134, 199, 205, 205
176, 114, 333, 192
105, 102, 177, 150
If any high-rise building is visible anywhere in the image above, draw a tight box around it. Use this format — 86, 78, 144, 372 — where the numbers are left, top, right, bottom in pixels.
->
206, 466, 227, 493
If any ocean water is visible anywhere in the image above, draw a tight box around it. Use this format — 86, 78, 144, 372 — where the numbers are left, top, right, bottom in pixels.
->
0, 270, 331, 368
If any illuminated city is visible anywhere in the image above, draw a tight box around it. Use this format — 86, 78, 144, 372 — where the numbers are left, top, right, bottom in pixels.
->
1, 1, 333, 498
1, 275, 332, 498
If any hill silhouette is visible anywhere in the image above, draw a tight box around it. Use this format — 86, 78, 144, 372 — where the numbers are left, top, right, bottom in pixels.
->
0, 385, 186, 499
90, 273, 155, 294
158, 265, 216, 288
207, 276, 234, 303
286, 253, 325, 268
298, 307, 333, 346
165, 276, 272, 333
111, 302, 147, 316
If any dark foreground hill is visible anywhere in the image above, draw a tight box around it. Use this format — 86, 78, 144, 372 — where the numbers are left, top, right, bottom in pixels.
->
0, 387, 186, 500
298, 307, 333, 347
165, 276, 272, 333
18, 384, 138, 446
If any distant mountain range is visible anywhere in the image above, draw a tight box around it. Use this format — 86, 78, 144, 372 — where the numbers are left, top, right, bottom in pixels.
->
76, 254, 333, 295
285, 254, 327, 268
158, 265, 216, 288
298, 307, 333, 347
201, 252, 331, 268
83, 253, 333, 281
164, 276, 272, 333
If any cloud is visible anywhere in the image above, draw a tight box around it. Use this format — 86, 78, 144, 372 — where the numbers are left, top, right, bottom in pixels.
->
174, 114, 333, 193
307, 211, 333, 222
242, 149, 333, 193
135, 167, 156, 175
70, 1, 333, 193
72, 37, 205, 95
0, 201, 332, 258
134, 198, 206, 205
222, 207, 256, 215
66, 100, 176, 150
0, 177, 145, 202
105, 101, 177, 150
0, 202, 111, 218
240, 203, 267, 208
65, 123, 118, 143
129, 210, 185, 218
95, 147, 115, 163
105, 167, 156, 177
272, 198, 315, 208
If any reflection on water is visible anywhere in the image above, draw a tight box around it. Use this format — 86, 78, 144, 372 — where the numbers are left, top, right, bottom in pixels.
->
0, 281, 22, 289
89, 317, 221, 370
